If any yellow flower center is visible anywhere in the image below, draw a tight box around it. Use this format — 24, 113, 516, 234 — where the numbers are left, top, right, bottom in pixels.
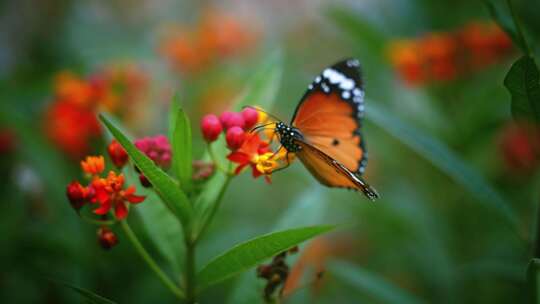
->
254, 152, 278, 175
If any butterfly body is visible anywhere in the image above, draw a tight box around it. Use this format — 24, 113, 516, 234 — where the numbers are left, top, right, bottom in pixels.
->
273, 58, 379, 201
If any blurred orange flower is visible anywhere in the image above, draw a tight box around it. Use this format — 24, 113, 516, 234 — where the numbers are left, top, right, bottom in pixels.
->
44, 63, 148, 158
387, 21, 513, 86
159, 8, 257, 74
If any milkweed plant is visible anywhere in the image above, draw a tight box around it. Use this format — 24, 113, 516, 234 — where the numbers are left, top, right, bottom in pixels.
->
64, 55, 335, 303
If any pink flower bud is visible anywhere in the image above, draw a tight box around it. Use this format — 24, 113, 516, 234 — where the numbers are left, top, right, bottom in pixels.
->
200, 114, 223, 142
220, 111, 245, 130
241, 107, 259, 129
226, 126, 246, 150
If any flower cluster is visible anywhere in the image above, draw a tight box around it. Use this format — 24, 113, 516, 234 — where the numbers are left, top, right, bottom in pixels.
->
498, 121, 540, 175
159, 8, 257, 74
387, 21, 513, 86
66, 144, 145, 221
200, 107, 292, 182
134, 135, 172, 187
44, 64, 148, 158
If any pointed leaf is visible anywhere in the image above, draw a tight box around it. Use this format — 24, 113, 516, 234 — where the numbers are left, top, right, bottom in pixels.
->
60, 281, 117, 304
330, 261, 424, 304
100, 114, 192, 228
504, 56, 540, 122
197, 225, 335, 291
170, 99, 193, 193
366, 102, 518, 227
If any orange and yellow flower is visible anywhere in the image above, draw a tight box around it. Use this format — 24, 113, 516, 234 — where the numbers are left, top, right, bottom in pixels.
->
91, 171, 145, 220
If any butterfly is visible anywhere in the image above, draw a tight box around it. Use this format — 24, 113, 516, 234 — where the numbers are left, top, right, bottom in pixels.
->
267, 59, 379, 201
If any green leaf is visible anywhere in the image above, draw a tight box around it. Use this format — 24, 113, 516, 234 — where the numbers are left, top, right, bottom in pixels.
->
326, 7, 387, 56
123, 167, 185, 276
330, 261, 423, 304
504, 56, 540, 122
366, 102, 518, 227
192, 52, 283, 239
528, 258, 540, 303
100, 114, 192, 229
484, 0, 529, 53
227, 188, 330, 304
59, 281, 117, 304
170, 98, 193, 193
196, 225, 335, 291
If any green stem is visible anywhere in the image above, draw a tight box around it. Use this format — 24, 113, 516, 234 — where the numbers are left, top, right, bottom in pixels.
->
80, 215, 115, 226
194, 174, 233, 241
185, 239, 196, 304
120, 220, 185, 299
208, 142, 233, 175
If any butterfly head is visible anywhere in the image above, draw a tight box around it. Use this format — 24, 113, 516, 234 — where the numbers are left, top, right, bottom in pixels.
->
275, 122, 303, 153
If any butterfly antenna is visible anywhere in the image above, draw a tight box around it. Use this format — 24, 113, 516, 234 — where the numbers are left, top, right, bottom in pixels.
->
243, 105, 283, 122
249, 122, 276, 133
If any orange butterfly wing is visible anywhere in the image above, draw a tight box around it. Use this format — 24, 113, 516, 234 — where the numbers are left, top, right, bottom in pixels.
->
294, 140, 378, 201
285, 59, 377, 200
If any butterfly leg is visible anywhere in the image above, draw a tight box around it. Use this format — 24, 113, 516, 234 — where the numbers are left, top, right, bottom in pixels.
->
269, 151, 291, 174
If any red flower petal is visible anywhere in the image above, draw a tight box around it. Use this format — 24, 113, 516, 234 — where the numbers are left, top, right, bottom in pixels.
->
126, 193, 145, 204
93, 201, 111, 215
251, 165, 262, 178
115, 202, 128, 220
234, 163, 248, 175
227, 151, 250, 164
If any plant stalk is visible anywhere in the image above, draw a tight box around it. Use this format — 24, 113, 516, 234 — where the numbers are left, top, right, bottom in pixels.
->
185, 238, 197, 304
120, 220, 185, 299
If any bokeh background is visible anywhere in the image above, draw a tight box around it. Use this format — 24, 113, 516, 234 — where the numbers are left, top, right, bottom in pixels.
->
1, 0, 540, 303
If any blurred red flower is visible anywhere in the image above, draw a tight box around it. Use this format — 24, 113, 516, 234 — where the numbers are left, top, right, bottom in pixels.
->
44, 100, 101, 159
499, 121, 540, 174
44, 64, 148, 159
97, 226, 119, 250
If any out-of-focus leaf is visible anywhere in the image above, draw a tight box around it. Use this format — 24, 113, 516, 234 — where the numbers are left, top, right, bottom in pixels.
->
193, 52, 283, 240
59, 281, 117, 304
196, 225, 334, 292
366, 102, 518, 227
527, 258, 540, 303
485, 0, 528, 53
100, 114, 192, 230
330, 261, 424, 304
0, 105, 70, 202
326, 7, 387, 57
171, 101, 193, 193
504, 56, 540, 122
